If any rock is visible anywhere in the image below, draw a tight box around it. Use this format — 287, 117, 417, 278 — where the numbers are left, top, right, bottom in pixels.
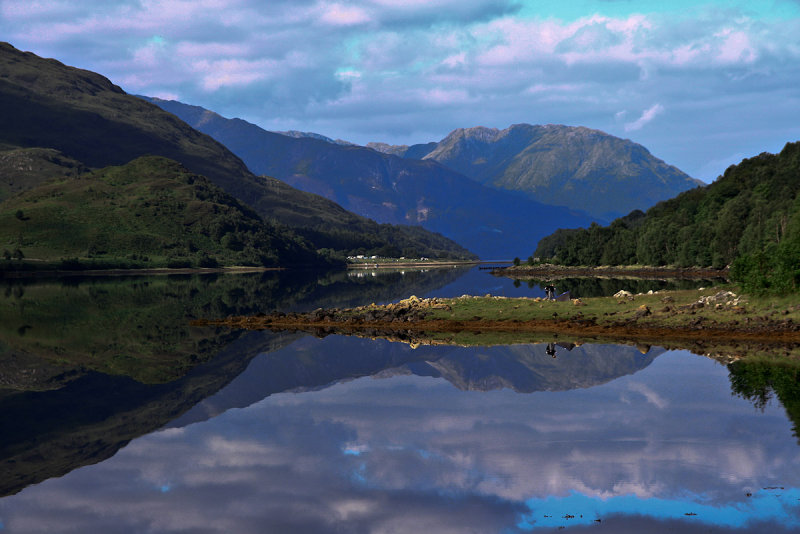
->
661, 296, 674, 303
613, 290, 634, 300
634, 305, 651, 318
572, 298, 585, 306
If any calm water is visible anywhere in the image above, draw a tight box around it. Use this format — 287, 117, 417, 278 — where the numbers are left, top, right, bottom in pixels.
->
0, 267, 797, 533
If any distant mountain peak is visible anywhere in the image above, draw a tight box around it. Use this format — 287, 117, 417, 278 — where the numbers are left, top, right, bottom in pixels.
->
395, 123, 701, 219
443, 126, 502, 143
275, 130, 356, 146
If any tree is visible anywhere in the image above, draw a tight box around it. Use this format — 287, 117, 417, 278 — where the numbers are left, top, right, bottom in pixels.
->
513, 257, 521, 266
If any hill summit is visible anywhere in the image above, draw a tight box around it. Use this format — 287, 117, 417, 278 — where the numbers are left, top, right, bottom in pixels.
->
370, 124, 701, 219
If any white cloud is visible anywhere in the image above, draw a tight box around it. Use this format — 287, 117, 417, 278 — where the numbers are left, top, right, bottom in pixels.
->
627, 381, 668, 409
2, 1, 800, 179
625, 103, 665, 132
318, 2, 372, 26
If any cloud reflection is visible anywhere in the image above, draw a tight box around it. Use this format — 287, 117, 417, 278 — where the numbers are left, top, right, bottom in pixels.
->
0, 349, 798, 533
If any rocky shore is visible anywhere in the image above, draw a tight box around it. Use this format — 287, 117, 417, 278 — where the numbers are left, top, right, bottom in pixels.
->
192, 290, 800, 361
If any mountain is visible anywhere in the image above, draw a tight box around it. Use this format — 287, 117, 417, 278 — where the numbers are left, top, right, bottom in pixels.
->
0, 156, 324, 268
0, 42, 471, 260
276, 130, 355, 146
535, 142, 800, 292
0, 148, 86, 203
144, 98, 596, 259
371, 124, 701, 220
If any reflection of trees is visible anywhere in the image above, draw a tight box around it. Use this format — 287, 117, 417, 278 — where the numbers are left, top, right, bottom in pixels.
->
0, 267, 472, 495
0, 268, 468, 385
729, 360, 800, 443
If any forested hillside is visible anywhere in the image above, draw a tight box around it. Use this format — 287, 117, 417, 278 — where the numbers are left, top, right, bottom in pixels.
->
0, 156, 325, 268
0, 42, 473, 261
535, 142, 800, 292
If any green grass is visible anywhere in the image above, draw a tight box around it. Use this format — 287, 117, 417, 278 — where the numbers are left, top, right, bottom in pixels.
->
0, 156, 325, 268
424, 286, 800, 329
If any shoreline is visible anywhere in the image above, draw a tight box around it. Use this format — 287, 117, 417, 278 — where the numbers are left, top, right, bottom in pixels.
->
192, 290, 800, 360
346, 260, 486, 269
492, 264, 729, 280
0, 265, 285, 279
0, 258, 487, 279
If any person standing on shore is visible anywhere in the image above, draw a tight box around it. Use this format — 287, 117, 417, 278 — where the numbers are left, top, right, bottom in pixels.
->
544, 284, 556, 300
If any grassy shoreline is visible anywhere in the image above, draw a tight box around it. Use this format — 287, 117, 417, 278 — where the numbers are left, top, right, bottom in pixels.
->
492, 263, 730, 280
193, 287, 800, 360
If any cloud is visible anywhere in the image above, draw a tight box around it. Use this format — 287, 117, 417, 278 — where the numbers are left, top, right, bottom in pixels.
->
624, 103, 665, 132
317, 3, 372, 26
627, 381, 668, 409
2, 1, 800, 180
2, 340, 799, 533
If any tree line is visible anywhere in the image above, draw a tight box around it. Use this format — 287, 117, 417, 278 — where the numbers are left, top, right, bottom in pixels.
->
534, 142, 800, 294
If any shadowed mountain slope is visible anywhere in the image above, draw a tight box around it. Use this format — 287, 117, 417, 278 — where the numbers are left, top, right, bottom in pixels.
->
0, 42, 471, 260
145, 98, 596, 259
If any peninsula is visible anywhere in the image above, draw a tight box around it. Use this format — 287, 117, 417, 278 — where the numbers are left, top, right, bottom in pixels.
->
193, 288, 800, 361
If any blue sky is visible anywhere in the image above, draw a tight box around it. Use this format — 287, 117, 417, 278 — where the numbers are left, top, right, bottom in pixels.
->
2, 0, 800, 181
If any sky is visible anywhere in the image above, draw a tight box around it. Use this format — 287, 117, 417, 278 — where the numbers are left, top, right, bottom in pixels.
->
2, 0, 800, 182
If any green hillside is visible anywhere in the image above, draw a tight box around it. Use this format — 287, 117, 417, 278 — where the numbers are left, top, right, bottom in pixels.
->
535, 142, 800, 293
0, 42, 473, 260
0, 156, 323, 268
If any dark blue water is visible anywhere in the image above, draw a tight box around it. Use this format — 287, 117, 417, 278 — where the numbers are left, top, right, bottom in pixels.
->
0, 268, 795, 533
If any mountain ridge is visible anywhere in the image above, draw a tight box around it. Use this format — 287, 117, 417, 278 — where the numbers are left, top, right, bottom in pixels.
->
144, 97, 598, 259
369, 123, 701, 219
0, 42, 472, 260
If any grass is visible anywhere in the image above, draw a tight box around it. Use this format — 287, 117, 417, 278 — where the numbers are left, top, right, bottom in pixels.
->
423, 287, 764, 324
0, 156, 324, 268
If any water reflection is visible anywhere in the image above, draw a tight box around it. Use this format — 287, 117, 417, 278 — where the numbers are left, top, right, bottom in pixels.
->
0, 267, 798, 533
171, 337, 662, 427
1, 343, 797, 533
0, 267, 472, 496
505, 276, 721, 298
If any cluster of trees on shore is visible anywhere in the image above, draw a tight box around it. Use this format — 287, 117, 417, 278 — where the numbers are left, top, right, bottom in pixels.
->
534, 142, 800, 294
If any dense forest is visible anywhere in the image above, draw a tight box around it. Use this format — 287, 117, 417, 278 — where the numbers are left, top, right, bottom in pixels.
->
534, 142, 800, 293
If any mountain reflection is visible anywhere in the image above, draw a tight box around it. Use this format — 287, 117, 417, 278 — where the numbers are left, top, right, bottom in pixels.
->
0, 269, 799, 533
171, 336, 663, 427
1, 349, 797, 533
0, 267, 469, 496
